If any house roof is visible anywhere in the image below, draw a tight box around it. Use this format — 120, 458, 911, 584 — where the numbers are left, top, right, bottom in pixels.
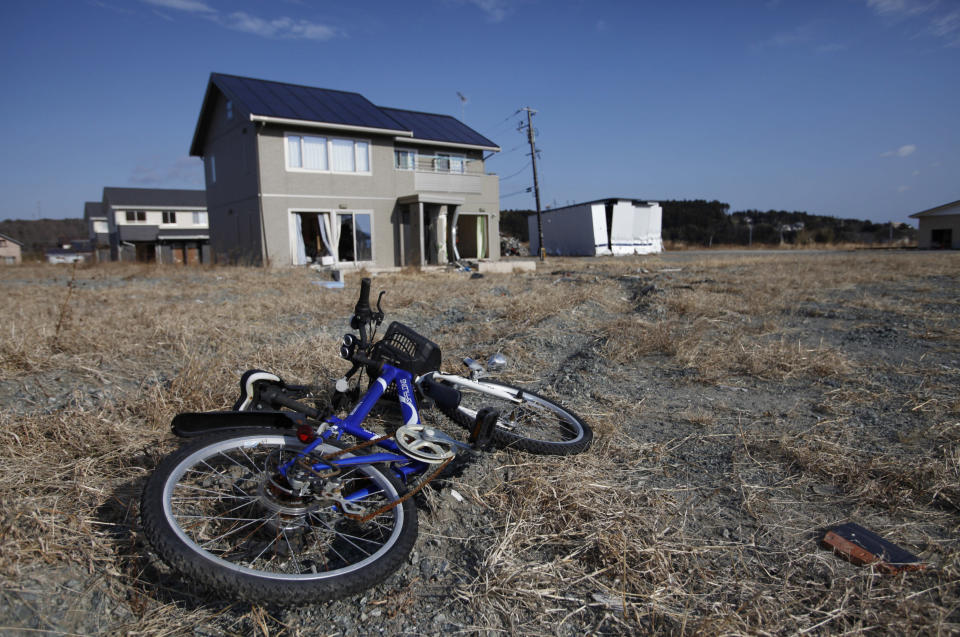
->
84, 201, 105, 220
378, 107, 498, 150
190, 73, 499, 155
102, 187, 207, 209
909, 199, 960, 218
0, 232, 23, 246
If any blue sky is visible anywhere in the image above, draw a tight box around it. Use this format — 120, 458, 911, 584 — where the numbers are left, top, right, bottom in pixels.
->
1, 0, 958, 224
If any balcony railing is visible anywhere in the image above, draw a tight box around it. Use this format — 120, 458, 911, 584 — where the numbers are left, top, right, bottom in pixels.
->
396, 154, 487, 176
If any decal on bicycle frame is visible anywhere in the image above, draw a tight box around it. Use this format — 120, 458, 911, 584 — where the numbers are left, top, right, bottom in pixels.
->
396, 376, 420, 426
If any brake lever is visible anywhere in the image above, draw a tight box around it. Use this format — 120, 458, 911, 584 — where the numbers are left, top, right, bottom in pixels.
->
374, 291, 386, 325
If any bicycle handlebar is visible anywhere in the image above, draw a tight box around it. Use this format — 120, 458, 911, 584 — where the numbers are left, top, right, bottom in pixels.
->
354, 277, 372, 322
259, 385, 321, 419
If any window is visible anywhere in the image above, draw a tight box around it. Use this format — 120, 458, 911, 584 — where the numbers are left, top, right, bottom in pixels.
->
0, 239, 6, 247
93, 220, 108, 234
226, 100, 233, 120
125, 210, 146, 223
331, 139, 355, 172
162, 211, 177, 224
192, 212, 208, 225
435, 152, 465, 173
395, 149, 417, 170
209, 156, 216, 183
337, 212, 372, 262
286, 134, 370, 173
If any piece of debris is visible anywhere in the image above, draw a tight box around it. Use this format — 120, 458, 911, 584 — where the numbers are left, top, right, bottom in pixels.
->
591, 592, 625, 612
821, 522, 928, 574
449, 489, 464, 503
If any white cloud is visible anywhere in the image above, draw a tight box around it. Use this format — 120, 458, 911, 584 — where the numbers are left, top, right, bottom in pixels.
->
464, 0, 509, 23
130, 157, 203, 186
136, 1, 339, 40
816, 42, 847, 53
221, 12, 337, 40
756, 25, 812, 49
881, 144, 917, 157
866, 0, 934, 17
141, 0, 215, 13
866, 1, 960, 46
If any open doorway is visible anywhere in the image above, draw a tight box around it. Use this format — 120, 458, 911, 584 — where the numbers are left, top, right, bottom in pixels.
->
294, 212, 334, 264
454, 213, 488, 259
931, 228, 952, 249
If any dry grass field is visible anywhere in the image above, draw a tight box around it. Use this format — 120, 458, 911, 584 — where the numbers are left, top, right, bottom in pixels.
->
0, 250, 958, 635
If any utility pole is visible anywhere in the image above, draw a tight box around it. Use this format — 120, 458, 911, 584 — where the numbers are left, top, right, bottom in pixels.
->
521, 107, 544, 261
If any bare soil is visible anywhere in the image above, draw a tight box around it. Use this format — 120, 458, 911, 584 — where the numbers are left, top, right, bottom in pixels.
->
0, 250, 958, 635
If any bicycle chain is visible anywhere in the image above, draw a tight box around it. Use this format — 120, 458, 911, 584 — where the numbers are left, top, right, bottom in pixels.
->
308, 432, 456, 524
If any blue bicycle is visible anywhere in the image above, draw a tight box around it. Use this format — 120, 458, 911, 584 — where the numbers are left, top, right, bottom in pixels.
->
140, 279, 592, 604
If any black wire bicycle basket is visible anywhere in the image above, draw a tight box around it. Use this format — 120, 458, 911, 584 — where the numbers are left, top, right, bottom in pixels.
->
369, 321, 442, 378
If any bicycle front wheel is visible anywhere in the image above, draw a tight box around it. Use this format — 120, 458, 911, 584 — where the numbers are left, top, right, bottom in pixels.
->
440, 379, 592, 455
140, 428, 417, 605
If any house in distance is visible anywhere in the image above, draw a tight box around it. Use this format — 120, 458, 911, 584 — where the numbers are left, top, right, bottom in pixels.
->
910, 199, 960, 249
90, 188, 210, 264
189, 73, 501, 268
528, 199, 663, 257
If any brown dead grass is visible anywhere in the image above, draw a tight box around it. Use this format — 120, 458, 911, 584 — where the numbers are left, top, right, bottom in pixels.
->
0, 251, 958, 634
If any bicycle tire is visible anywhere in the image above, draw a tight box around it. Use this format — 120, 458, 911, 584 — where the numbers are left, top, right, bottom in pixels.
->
140, 428, 417, 605
439, 379, 592, 455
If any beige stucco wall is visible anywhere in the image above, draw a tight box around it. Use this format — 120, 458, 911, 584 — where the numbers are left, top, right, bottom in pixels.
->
917, 213, 960, 249
0, 239, 22, 265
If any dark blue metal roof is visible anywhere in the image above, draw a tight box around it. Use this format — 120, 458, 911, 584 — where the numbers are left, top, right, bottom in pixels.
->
213, 74, 406, 132
191, 74, 498, 155
103, 187, 207, 208
378, 107, 499, 149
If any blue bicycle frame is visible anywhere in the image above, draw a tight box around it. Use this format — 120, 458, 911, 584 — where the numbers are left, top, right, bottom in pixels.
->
277, 363, 428, 484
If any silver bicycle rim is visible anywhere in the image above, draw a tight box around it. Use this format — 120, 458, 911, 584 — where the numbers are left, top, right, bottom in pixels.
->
458, 383, 585, 444
160, 432, 406, 582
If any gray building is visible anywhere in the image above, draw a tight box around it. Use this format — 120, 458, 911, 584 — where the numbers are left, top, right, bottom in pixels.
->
84, 201, 110, 262
189, 73, 501, 268
100, 187, 210, 263
910, 199, 960, 249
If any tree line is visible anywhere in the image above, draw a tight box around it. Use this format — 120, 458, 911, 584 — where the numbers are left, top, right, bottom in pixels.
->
0, 218, 88, 257
502, 200, 916, 246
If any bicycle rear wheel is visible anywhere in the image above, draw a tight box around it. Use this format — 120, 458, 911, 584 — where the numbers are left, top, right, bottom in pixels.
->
440, 379, 592, 455
140, 428, 417, 605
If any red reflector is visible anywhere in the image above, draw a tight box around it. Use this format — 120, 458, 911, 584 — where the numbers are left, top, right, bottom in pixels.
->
296, 425, 316, 443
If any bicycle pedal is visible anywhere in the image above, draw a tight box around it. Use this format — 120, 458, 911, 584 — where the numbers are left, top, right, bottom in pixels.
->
470, 407, 498, 450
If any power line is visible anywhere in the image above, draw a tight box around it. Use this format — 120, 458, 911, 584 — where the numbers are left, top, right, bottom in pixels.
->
499, 162, 531, 182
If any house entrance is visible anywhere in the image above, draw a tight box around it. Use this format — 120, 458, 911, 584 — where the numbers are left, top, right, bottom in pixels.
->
453, 213, 488, 259
931, 228, 952, 249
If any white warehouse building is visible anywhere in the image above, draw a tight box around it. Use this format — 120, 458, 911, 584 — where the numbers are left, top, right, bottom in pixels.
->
527, 198, 663, 257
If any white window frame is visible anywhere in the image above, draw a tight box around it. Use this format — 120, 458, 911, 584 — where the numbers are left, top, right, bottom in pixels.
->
394, 148, 417, 171
284, 133, 372, 175
288, 209, 375, 266
162, 211, 177, 225
192, 211, 208, 226
124, 210, 147, 224
435, 152, 465, 174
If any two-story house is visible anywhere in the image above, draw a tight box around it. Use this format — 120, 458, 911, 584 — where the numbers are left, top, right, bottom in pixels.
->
0, 233, 23, 265
100, 187, 210, 263
189, 73, 500, 268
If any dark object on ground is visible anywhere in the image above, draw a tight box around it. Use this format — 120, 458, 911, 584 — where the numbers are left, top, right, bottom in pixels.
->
821, 523, 927, 574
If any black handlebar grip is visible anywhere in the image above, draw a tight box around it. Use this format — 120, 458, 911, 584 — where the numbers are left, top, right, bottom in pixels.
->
354, 277, 372, 319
